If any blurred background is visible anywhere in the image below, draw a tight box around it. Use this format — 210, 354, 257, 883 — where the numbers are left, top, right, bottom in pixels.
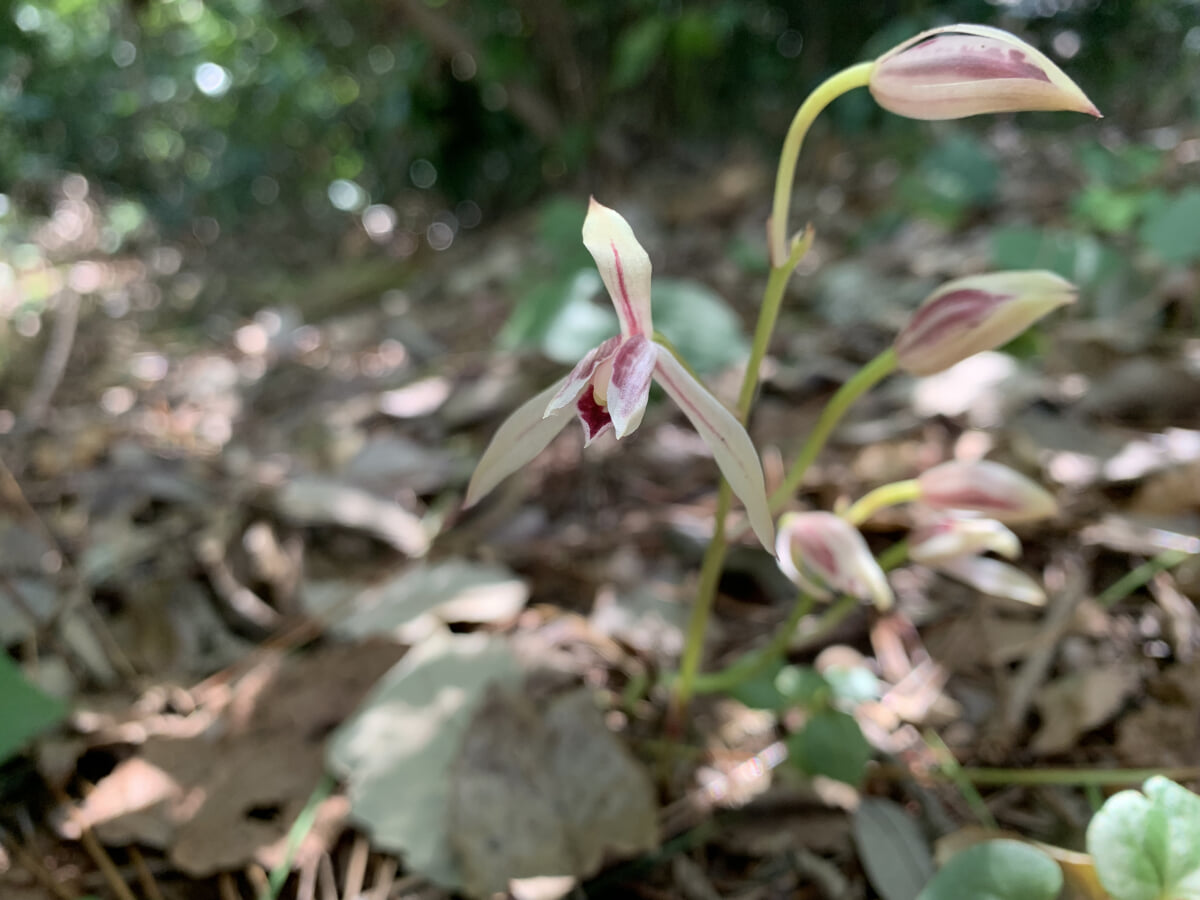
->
4, 2, 1200, 897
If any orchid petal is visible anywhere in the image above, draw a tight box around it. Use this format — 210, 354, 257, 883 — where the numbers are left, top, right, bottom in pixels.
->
544, 335, 622, 418
776, 512, 894, 610
464, 378, 573, 507
935, 556, 1046, 606
909, 512, 1021, 565
582, 198, 653, 338
606, 335, 656, 439
870, 23, 1100, 120
575, 390, 613, 445
652, 346, 774, 551
917, 459, 1058, 523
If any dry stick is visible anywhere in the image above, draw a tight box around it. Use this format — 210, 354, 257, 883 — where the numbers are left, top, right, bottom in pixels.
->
1000, 556, 1088, 738
129, 846, 166, 900
219, 872, 246, 900
342, 834, 370, 900
316, 854, 339, 900
18, 290, 81, 433
73, 821, 139, 900
367, 856, 398, 900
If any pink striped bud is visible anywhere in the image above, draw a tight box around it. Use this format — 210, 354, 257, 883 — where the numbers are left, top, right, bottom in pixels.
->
894, 271, 1076, 376
870, 24, 1100, 121
776, 512, 893, 610
917, 460, 1057, 524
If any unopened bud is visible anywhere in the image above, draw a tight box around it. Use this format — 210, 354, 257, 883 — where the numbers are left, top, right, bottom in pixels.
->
894, 270, 1077, 376
909, 512, 1020, 565
776, 512, 893, 610
917, 460, 1057, 524
870, 24, 1100, 121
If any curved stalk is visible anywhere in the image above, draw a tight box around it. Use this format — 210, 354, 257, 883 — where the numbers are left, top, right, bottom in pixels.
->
842, 478, 921, 525
768, 62, 875, 266
672, 61, 876, 725
769, 347, 898, 511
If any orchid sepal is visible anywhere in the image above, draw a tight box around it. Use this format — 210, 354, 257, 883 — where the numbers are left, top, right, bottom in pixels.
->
464, 377, 574, 508
870, 24, 1100, 121
894, 270, 1077, 376
582, 196, 653, 338
908, 512, 1021, 565
776, 512, 893, 610
917, 460, 1058, 524
935, 555, 1046, 606
653, 346, 774, 550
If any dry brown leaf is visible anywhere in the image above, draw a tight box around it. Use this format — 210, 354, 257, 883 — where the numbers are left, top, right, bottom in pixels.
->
448, 686, 658, 897
1030, 664, 1141, 756
67, 641, 403, 876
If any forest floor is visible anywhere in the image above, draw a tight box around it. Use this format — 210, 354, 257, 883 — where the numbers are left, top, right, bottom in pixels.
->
2, 122, 1200, 900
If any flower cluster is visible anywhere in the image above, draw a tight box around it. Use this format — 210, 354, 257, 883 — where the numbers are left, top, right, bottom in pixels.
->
465, 23, 1093, 620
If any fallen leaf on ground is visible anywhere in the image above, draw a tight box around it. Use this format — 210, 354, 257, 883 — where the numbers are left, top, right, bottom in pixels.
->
1029, 664, 1140, 756
449, 687, 658, 897
304, 559, 528, 642
67, 640, 403, 875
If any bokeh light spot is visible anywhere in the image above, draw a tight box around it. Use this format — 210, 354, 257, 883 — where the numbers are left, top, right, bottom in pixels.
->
194, 62, 233, 97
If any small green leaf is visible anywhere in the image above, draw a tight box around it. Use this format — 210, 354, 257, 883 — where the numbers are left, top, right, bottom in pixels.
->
789, 709, 870, 786
1087, 776, 1200, 900
854, 798, 934, 900
1139, 188, 1200, 264
775, 665, 831, 710
650, 278, 749, 375
917, 840, 1062, 900
727, 658, 789, 710
823, 664, 882, 707
0, 652, 67, 765
610, 17, 670, 91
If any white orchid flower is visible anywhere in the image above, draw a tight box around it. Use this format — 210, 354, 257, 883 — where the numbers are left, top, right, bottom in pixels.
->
465, 198, 774, 551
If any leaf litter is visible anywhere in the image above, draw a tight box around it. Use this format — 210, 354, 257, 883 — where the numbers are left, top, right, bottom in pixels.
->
3, 136, 1200, 900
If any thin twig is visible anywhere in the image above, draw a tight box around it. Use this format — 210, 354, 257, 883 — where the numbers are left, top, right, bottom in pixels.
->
343, 833, 370, 899
129, 846, 166, 900
19, 290, 81, 433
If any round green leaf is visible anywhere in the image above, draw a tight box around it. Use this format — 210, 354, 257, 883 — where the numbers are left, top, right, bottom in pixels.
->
789, 709, 870, 786
917, 840, 1062, 900
1087, 777, 1200, 900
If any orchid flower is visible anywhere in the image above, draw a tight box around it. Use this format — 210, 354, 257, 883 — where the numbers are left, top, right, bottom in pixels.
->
916, 459, 1058, 524
909, 510, 1046, 606
465, 198, 775, 551
776, 511, 893, 610
870, 24, 1100, 121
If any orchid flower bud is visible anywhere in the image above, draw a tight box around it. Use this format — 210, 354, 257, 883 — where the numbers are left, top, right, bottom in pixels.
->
917, 460, 1057, 524
908, 512, 1020, 565
870, 24, 1100, 121
935, 555, 1046, 606
894, 270, 1077, 376
776, 512, 893, 610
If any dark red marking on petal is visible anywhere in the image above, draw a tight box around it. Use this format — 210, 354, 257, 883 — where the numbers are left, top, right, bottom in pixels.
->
610, 241, 641, 335
896, 289, 1009, 356
607, 335, 656, 427
576, 391, 613, 444
794, 532, 839, 579
891, 36, 1052, 83
926, 487, 1020, 511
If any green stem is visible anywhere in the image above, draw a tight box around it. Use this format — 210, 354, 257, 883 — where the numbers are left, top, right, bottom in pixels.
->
691, 592, 814, 695
955, 765, 1200, 787
768, 61, 875, 266
672, 62, 875, 725
842, 478, 920, 526
770, 347, 897, 511
1096, 549, 1192, 608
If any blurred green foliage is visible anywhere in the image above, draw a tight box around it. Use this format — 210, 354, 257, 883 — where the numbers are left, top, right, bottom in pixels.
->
0, 0, 1197, 258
